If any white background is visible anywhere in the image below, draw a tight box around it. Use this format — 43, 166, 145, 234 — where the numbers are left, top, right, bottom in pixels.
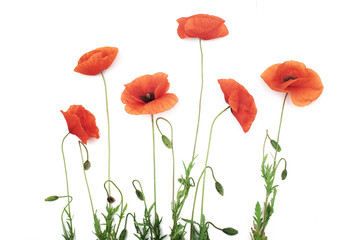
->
1, 0, 359, 239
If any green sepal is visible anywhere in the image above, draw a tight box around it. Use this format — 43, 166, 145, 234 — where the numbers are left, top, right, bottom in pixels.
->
270, 139, 281, 152
222, 227, 238, 236
119, 229, 127, 240
281, 169, 287, 180
135, 190, 144, 201
215, 181, 224, 196
83, 160, 91, 170
45, 195, 59, 201
161, 135, 172, 149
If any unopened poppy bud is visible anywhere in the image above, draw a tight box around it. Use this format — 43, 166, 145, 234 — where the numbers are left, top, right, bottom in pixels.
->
270, 139, 281, 152
107, 196, 116, 203
215, 181, 224, 196
222, 227, 238, 236
161, 135, 172, 149
281, 169, 287, 180
119, 229, 127, 240
136, 190, 144, 201
45, 195, 59, 201
83, 160, 91, 170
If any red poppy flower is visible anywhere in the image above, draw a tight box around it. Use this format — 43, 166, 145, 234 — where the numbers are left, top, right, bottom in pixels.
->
218, 79, 257, 133
61, 105, 99, 144
261, 60, 323, 107
177, 14, 229, 40
74, 47, 118, 75
121, 72, 178, 115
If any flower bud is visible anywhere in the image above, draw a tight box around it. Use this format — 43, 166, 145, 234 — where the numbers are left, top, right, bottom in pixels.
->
281, 169, 287, 180
136, 190, 144, 201
83, 160, 91, 170
107, 196, 116, 203
270, 139, 281, 152
119, 229, 127, 240
215, 181, 224, 196
161, 135, 172, 149
222, 227, 238, 235
45, 195, 59, 201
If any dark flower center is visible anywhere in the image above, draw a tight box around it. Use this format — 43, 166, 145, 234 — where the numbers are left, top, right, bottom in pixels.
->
140, 92, 155, 103
283, 75, 297, 82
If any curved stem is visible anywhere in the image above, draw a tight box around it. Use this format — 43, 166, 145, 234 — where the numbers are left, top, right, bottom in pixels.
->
156, 117, 175, 206
200, 106, 230, 218
78, 141, 95, 216
132, 179, 148, 210
104, 179, 124, 206
191, 38, 204, 162
273, 93, 288, 166
260, 93, 288, 236
101, 72, 111, 195
61, 195, 73, 228
190, 106, 230, 239
61, 133, 71, 218
151, 114, 157, 214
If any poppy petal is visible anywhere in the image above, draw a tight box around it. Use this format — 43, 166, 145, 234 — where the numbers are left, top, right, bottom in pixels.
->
218, 79, 257, 132
61, 105, 99, 144
261, 60, 323, 106
177, 14, 228, 40
121, 73, 178, 115
74, 47, 118, 75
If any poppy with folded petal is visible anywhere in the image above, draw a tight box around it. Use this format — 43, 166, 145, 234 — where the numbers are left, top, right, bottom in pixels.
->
61, 105, 100, 144
121, 72, 178, 115
74, 47, 118, 75
218, 79, 257, 133
261, 60, 323, 107
177, 14, 229, 40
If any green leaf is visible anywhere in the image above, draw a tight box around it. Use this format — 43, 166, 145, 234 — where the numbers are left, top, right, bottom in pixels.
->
222, 227, 238, 236
215, 182, 224, 196
161, 135, 172, 148
270, 140, 281, 152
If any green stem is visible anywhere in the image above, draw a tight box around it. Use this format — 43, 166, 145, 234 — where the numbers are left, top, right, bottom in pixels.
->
61, 133, 71, 219
151, 114, 157, 215
191, 38, 204, 162
260, 93, 288, 236
78, 141, 95, 216
200, 106, 230, 218
101, 72, 111, 195
156, 117, 175, 206
190, 106, 230, 238
61, 195, 73, 229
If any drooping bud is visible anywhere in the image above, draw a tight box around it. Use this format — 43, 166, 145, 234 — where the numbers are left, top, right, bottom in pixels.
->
281, 169, 288, 180
119, 229, 127, 240
161, 135, 172, 149
136, 190, 145, 201
107, 196, 116, 203
222, 227, 238, 236
45, 195, 59, 201
215, 181, 224, 196
83, 160, 91, 170
270, 139, 281, 152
